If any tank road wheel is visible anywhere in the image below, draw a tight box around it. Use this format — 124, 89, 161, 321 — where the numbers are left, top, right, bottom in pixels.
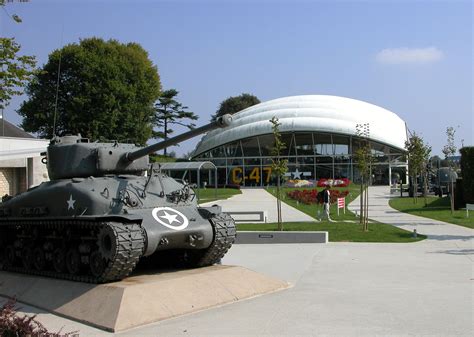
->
3, 246, 16, 268
66, 248, 81, 275
52, 248, 66, 273
97, 226, 117, 260
89, 251, 106, 278
22, 247, 34, 269
33, 247, 46, 271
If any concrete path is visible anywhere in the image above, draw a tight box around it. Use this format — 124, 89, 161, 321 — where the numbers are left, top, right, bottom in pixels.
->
5, 186, 473, 336
201, 188, 315, 223
348, 186, 474, 251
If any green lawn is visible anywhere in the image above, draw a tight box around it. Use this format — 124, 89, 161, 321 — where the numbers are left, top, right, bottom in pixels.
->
260, 185, 426, 242
196, 188, 242, 203
237, 221, 426, 243
389, 196, 474, 229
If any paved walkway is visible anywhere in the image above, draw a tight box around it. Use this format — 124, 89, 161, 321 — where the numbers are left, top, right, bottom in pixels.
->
5, 186, 474, 336
348, 186, 474, 251
201, 188, 314, 222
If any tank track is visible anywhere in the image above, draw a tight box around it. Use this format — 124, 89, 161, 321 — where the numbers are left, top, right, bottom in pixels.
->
0, 220, 145, 283
186, 212, 236, 267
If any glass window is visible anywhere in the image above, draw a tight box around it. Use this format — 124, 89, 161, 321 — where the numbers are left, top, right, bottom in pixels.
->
315, 164, 333, 180
294, 133, 314, 155
261, 157, 273, 165
332, 135, 349, 155
216, 168, 227, 185
287, 156, 298, 164
314, 133, 333, 155
241, 137, 261, 157
372, 154, 388, 163
299, 156, 314, 165
334, 164, 350, 179
244, 158, 260, 166
194, 152, 208, 159
258, 134, 275, 156
210, 145, 226, 158
316, 156, 332, 164
224, 141, 243, 157
280, 133, 294, 157
211, 158, 226, 166
227, 158, 243, 166
334, 155, 350, 164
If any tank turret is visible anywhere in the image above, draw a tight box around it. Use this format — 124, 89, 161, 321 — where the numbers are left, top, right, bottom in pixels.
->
0, 114, 235, 283
47, 114, 232, 180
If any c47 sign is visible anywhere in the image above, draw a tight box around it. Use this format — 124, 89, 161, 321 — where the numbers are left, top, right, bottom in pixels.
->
231, 167, 272, 184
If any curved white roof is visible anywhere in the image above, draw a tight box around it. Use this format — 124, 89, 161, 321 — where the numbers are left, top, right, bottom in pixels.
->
194, 95, 407, 156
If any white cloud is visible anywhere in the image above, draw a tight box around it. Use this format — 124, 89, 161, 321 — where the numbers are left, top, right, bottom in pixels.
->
375, 47, 444, 65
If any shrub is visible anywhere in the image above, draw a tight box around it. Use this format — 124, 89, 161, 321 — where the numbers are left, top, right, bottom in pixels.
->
460, 147, 474, 203
0, 298, 78, 337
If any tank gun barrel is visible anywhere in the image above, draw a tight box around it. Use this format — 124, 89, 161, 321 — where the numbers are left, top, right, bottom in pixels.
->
125, 114, 232, 162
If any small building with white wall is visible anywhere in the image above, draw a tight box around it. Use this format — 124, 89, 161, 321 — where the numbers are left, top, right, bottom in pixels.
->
0, 119, 49, 197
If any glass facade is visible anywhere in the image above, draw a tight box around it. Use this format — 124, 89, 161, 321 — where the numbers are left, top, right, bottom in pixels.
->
193, 132, 406, 187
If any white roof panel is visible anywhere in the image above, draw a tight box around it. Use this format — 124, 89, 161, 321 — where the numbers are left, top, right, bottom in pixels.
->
194, 95, 408, 156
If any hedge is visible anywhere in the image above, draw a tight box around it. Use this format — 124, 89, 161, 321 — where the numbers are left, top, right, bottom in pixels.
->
460, 147, 474, 203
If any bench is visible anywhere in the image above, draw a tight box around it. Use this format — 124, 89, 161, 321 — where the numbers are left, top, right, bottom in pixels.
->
225, 211, 267, 223
235, 231, 328, 244
466, 204, 474, 218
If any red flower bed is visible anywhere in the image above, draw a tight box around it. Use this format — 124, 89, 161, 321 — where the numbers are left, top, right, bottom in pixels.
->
317, 178, 351, 187
286, 189, 349, 205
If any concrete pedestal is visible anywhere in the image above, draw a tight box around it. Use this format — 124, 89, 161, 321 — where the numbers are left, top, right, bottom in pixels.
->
0, 265, 289, 332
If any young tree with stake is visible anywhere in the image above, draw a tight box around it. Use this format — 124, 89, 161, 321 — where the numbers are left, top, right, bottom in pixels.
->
269, 117, 288, 231
442, 126, 457, 214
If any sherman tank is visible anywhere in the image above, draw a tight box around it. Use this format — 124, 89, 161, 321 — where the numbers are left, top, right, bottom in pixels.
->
0, 115, 235, 283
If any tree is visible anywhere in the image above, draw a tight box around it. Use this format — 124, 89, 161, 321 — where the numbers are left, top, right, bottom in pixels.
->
269, 116, 288, 231
211, 93, 260, 121
0, 1, 36, 111
442, 126, 457, 214
0, 38, 36, 111
405, 132, 431, 205
354, 123, 372, 231
152, 89, 198, 156
18, 38, 161, 145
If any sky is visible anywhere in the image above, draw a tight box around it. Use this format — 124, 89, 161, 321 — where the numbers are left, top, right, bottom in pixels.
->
1, 0, 472, 157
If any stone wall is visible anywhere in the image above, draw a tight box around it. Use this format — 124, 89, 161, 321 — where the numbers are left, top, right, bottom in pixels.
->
0, 167, 25, 197
0, 158, 48, 198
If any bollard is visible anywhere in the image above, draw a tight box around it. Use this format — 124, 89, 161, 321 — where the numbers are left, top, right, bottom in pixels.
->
412, 228, 417, 238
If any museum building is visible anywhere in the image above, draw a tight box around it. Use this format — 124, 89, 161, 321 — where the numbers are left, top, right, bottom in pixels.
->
191, 95, 408, 187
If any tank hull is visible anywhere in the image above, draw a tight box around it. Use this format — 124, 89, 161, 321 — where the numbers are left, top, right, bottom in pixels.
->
0, 175, 236, 283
